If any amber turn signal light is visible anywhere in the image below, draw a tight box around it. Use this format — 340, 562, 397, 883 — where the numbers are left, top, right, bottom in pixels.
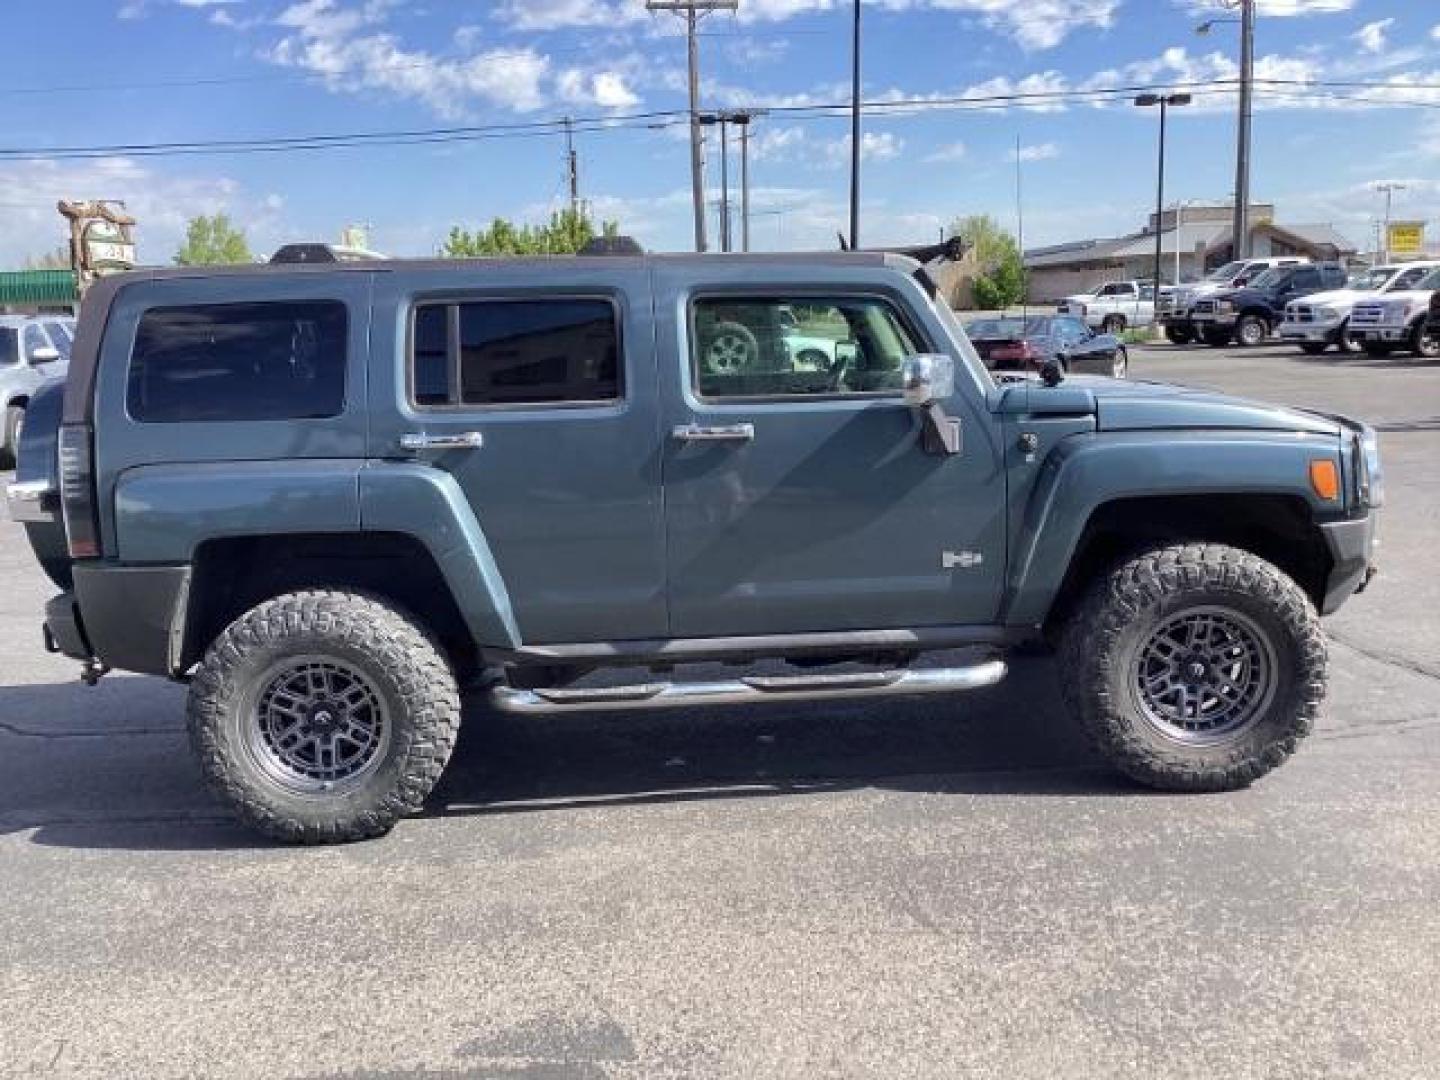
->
1309, 459, 1340, 502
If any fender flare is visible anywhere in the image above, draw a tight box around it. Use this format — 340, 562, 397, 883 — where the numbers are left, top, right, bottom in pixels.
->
1001, 430, 1341, 627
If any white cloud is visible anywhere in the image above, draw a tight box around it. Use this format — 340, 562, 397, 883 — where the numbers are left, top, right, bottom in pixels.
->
1433, 24, 1440, 43
492, 0, 646, 31
1355, 18, 1394, 55
264, 0, 643, 116
923, 141, 968, 162
1179, 0, 1356, 15
0, 157, 285, 266
824, 130, 904, 167
1013, 141, 1060, 162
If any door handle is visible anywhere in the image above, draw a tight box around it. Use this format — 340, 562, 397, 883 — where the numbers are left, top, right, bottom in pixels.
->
399, 431, 484, 452
671, 423, 755, 443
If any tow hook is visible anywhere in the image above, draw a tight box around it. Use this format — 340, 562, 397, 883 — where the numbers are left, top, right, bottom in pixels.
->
80, 660, 110, 687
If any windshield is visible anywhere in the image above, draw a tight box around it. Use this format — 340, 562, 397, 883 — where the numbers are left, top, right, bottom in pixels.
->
1348, 268, 1395, 291
0, 328, 17, 367
966, 317, 1050, 339
1204, 261, 1246, 283
1417, 269, 1440, 291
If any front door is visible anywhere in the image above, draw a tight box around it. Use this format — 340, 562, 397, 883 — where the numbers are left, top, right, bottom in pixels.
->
655, 269, 1007, 638
367, 264, 666, 645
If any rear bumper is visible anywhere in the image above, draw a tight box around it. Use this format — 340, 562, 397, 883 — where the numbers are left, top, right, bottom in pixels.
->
45, 564, 192, 677
1319, 513, 1379, 615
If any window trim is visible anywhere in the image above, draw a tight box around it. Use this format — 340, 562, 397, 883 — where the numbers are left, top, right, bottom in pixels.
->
686, 289, 936, 405
407, 293, 626, 413
125, 299, 350, 425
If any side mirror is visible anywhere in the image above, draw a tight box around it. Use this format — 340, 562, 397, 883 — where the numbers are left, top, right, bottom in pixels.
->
30, 346, 61, 364
900, 353, 955, 407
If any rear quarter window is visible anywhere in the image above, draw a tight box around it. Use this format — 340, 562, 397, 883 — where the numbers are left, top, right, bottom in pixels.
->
127, 301, 347, 423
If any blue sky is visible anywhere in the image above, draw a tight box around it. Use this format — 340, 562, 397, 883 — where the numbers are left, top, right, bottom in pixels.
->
3, 0, 1439, 264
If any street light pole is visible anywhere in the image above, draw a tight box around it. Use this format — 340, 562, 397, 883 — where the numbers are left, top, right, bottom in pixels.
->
848, 0, 861, 249
1136, 93, 1192, 312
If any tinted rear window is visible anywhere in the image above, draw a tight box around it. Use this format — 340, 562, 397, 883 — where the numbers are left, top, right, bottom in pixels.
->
411, 299, 620, 407
128, 301, 347, 423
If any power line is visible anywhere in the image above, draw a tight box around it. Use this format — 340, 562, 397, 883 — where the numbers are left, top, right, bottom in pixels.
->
2, 78, 1438, 162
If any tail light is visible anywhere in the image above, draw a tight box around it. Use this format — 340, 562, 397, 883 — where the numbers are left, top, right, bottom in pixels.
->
992, 341, 1041, 362
58, 423, 101, 559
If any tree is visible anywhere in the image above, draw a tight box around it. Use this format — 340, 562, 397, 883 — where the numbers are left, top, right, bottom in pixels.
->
174, 214, 252, 266
23, 246, 71, 271
441, 207, 620, 258
951, 213, 1027, 310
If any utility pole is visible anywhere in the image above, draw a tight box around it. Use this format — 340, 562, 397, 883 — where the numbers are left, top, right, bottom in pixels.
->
1232, 0, 1255, 261
848, 0, 862, 249
1376, 182, 1406, 262
737, 113, 752, 252
647, 0, 737, 253
563, 116, 579, 218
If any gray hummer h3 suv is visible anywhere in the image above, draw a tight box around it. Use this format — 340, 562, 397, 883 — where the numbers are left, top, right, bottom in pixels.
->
7, 253, 1382, 843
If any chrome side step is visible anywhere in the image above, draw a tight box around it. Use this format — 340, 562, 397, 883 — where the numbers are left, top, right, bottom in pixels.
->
489, 659, 1008, 715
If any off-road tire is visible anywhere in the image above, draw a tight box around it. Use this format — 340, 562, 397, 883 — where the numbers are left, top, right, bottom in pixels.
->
1059, 544, 1325, 792
188, 590, 461, 843
1164, 325, 1194, 345
1, 405, 22, 469
1102, 315, 1126, 335
1235, 315, 1267, 347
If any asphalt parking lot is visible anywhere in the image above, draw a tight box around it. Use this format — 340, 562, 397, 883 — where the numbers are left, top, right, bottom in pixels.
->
1, 341, 1437, 1079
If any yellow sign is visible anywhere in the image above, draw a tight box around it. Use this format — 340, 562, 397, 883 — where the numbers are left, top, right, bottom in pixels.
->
1387, 221, 1425, 256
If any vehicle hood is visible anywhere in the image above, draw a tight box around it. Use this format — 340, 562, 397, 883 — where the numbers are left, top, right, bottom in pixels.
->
1001, 376, 1342, 436
1359, 289, 1434, 306
1291, 288, 1370, 310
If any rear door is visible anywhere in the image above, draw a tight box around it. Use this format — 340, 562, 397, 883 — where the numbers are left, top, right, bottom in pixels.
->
366, 262, 666, 645
654, 263, 1007, 638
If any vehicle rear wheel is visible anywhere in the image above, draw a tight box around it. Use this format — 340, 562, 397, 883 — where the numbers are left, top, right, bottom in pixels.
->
1164, 325, 1194, 345
703, 321, 760, 375
1299, 343, 1327, 356
1102, 315, 1126, 335
1059, 544, 1324, 792
1363, 343, 1394, 358
1410, 320, 1440, 360
188, 590, 461, 843
1235, 315, 1267, 347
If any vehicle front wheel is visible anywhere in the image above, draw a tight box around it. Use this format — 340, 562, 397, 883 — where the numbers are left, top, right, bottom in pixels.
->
188, 590, 461, 843
1235, 315, 1267, 347
1410, 320, 1440, 360
1102, 315, 1126, 335
1, 405, 23, 469
1059, 544, 1325, 792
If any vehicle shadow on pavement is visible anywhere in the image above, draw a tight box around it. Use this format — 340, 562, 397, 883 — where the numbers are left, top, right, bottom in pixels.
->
1, 659, 1145, 852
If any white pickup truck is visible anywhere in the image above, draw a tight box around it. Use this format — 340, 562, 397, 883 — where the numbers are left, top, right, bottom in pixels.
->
1347, 265, 1440, 359
1279, 261, 1440, 355
1057, 281, 1155, 334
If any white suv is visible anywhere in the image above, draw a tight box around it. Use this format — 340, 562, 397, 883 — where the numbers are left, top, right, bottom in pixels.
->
1280, 262, 1440, 355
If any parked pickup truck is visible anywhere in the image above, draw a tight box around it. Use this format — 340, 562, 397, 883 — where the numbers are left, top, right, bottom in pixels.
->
7, 253, 1382, 843
1279, 262, 1440, 355
1056, 281, 1155, 335
1191, 263, 1349, 347
1347, 266, 1440, 359
1161, 258, 1310, 345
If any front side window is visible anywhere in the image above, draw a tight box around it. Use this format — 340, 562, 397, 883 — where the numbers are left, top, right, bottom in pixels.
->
0, 328, 18, 367
128, 301, 347, 423
1290, 268, 1321, 290
411, 299, 620, 408
692, 295, 923, 399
